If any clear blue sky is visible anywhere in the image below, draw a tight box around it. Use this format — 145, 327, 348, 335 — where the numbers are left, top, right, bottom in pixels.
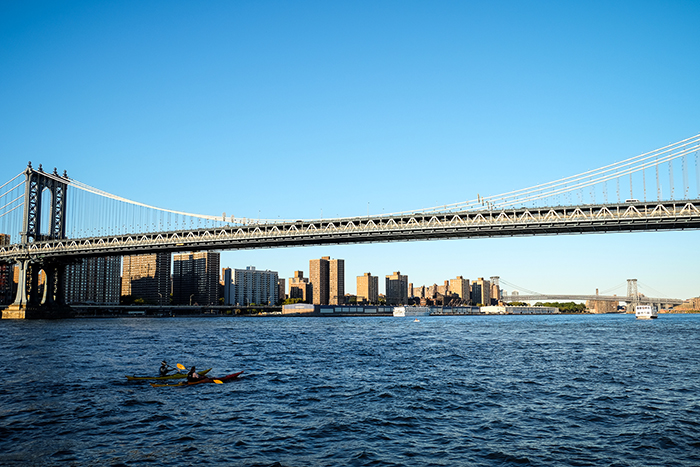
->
1, 1, 699, 300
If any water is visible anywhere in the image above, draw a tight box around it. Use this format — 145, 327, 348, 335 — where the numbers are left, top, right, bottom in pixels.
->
1, 314, 699, 466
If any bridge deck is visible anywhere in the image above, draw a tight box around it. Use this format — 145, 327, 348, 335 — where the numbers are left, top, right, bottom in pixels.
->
1, 199, 698, 262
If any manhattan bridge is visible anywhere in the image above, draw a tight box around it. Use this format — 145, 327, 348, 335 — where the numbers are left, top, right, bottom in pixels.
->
1, 134, 699, 318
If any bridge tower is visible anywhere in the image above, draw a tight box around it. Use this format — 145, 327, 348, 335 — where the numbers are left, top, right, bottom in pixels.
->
626, 279, 639, 312
2, 163, 71, 319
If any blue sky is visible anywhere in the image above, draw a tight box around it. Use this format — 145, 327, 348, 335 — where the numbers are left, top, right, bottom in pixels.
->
1, 1, 699, 300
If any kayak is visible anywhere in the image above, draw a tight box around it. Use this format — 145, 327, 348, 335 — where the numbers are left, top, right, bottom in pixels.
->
150, 371, 243, 388
126, 368, 212, 381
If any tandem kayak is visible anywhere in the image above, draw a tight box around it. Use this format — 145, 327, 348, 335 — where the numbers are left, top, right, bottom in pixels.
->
149, 371, 243, 388
126, 368, 212, 381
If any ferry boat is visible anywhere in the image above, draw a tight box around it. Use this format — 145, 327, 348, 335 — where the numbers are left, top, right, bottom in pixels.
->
635, 305, 658, 319
393, 306, 431, 317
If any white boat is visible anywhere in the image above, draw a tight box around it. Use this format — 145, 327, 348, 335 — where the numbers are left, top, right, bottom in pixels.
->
635, 305, 658, 319
393, 306, 431, 317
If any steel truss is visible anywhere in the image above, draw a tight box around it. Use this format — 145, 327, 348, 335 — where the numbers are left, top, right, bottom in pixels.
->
1, 199, 699, 262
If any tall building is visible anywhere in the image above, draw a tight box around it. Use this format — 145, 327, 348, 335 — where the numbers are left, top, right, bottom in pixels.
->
0, 234, 12, 304
224, 266, 279, 306
0, 234, 11, 304
471, 277, 491, 306
278, 278, 286, 302
309, 257, 330, 305
222, 268, 233, 304
413, 284, 426, 299
289, 271, 311, 302
64, 256, 121, 305
427, 284, 438, 298
309, 256, 344, 305
329, 258, 345, 305
121, 253, 171, 305
0, 263, 14, 305
356, 272, 378, 304
386, 271, 408, 305
173, 251, 220, 305
451, 276, 471, 303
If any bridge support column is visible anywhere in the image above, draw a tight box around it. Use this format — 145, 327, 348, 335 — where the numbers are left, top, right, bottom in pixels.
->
2, 259, 71, 319
2, 260, 36, 319
41, 261, 67, 307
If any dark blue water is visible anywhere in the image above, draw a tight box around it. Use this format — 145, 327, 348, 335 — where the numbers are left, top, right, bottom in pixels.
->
1, 314, 699, 466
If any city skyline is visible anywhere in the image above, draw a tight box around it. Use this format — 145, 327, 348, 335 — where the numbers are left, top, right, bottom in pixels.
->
1, 2, 699, 300
0, 241, 692, 307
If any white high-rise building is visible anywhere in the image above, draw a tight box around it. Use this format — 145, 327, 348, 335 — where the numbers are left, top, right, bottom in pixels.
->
223, 266, 279, 306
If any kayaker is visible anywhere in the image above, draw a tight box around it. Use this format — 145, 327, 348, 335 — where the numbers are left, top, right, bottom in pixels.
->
159, 361, 175, 377
187, 366, 204, 382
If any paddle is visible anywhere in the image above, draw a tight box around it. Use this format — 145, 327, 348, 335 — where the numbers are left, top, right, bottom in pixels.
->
178, 363, 223, 384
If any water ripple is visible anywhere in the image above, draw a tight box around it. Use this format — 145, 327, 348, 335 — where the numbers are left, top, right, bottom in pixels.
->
1, 314, 700, 466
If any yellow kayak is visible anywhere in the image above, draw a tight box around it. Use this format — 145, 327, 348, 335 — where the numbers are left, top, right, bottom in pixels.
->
125, 368, 212, 381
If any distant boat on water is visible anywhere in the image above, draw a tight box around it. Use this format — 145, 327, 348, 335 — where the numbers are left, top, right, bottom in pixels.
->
635, 305, 658, 319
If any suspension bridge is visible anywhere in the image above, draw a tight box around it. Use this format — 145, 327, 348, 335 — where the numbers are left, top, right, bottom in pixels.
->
500, 279, 683, 309
1, 134, 699, 317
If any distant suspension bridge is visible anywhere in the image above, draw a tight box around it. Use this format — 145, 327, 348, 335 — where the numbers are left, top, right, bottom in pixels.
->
499, 278, 683, 308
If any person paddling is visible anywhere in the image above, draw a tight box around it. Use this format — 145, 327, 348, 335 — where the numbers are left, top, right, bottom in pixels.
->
159, 361, 176, 377
187, 366, 204, 382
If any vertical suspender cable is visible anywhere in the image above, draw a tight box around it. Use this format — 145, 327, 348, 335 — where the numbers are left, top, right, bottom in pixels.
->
629, 173, 633, 200
656, 158, 661, 201
696, 151, 700, 198
603, 179, 608, 203
72, 186, 77, 238
1, 187, 5, 240
80, 187, 85, 237
669, 158, 674, 200
682, 154, 688, 199
106, 195, 110, 236
2, 186, 6, 241
99, 192, 103, 236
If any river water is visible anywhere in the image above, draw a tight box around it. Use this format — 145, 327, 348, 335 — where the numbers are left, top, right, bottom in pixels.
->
1, 314, 699, 466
